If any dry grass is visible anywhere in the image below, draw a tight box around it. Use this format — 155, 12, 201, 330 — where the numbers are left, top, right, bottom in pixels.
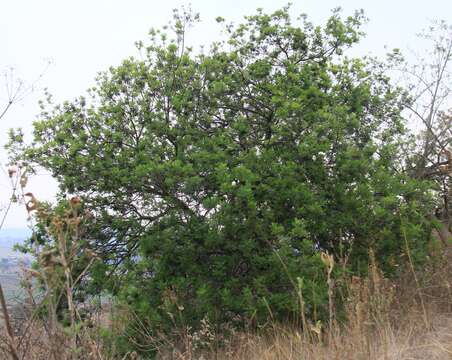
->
1, 245, 451, 359
202, 313, 452, 360
157, 246, 452, 360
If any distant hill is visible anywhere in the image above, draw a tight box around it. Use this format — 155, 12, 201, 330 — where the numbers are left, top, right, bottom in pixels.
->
0, 228, 31, 258
0, 228, 31, 301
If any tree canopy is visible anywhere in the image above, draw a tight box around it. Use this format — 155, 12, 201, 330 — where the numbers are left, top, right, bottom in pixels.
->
8, 6, 434, 348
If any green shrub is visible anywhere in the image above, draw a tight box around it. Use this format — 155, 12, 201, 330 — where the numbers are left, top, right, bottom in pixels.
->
9, 6, 434, 355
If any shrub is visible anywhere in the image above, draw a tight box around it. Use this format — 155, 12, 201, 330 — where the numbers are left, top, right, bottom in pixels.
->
8, 6, 434, 354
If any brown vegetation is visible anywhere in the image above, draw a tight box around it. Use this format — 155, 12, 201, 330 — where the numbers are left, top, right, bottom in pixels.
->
0, 239, 450, 359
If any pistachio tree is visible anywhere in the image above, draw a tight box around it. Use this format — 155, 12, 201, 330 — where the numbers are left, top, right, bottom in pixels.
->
8, 7, 433, 349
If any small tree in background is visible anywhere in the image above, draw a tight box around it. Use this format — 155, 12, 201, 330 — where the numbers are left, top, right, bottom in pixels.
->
393, 21, 452, 244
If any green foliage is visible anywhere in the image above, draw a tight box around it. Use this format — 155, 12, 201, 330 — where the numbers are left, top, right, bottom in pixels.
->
8, 6, 434, 353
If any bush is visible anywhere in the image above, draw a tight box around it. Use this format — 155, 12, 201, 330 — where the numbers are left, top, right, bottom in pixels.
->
8, 6, 434, 354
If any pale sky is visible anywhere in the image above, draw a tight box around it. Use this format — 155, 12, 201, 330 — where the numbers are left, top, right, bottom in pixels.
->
1, 0, 451, 229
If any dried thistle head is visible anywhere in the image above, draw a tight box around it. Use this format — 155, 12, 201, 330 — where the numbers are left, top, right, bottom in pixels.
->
36, 206, 50, 221
23, 268, 41, 279
321, 251, 334, 275
20, 174, 28, 188
51, 216, 64, 233
69, 196, 82, 209
39, 248, 60, 267
310, 320, 322, 335
24, 192, 39, 213
7, 166, 17, 178
66, 216, 81, 227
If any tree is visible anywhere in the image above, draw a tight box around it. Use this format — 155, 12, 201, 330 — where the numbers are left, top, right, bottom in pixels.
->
394, 21, 452, 244
9, 6, 434, 351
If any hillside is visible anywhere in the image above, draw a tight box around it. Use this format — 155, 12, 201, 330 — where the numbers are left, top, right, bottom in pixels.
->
0, 229, 31, 301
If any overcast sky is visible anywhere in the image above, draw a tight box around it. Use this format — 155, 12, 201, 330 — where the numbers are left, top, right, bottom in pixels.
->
1, 0, 451, 229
